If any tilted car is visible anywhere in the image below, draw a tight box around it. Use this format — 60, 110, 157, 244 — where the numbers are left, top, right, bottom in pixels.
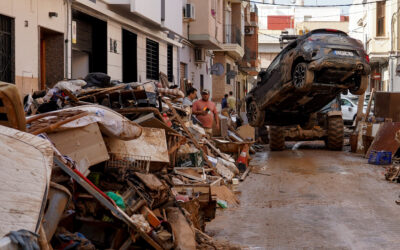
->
246, 29, 370, 128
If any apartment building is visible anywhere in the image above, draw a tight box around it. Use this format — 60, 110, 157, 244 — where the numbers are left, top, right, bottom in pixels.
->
0, 0, 67, 96
0, 0, 183, 97
349, 0, 400, 91
180, 0, 224, 96
211, 0, 247, 104
240, 4, 260, 103
71, 0, 182, 85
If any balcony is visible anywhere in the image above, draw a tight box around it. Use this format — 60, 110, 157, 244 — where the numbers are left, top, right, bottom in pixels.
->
241, 46, 260, 75
187, 0, 223, 49
103, 0, 182, 35
216, 24, 244, 59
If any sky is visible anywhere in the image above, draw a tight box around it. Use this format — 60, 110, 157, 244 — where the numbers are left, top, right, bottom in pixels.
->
260, 0, 353, 14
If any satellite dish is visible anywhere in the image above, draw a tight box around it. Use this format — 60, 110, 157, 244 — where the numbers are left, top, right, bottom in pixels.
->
211, 63, 224, 76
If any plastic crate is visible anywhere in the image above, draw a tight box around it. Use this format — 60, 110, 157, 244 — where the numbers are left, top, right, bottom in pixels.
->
368, 151, 392, 165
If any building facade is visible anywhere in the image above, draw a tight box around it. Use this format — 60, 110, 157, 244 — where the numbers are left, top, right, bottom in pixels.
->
349, 0, 400, 92
212, 0, 247, 105
180, 0, 224, 96
0, 0, 183, 97
0, 0, 67, 96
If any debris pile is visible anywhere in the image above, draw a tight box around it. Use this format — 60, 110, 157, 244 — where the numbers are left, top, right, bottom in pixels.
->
0, 74, 255, 249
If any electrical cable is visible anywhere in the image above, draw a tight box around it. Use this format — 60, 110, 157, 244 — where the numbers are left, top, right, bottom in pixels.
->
244, 0, 390, 8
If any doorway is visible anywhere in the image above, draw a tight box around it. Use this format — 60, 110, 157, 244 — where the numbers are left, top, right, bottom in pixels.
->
40, 28, 64, 89
122, 29, 137, 83
71, 10, 107, 79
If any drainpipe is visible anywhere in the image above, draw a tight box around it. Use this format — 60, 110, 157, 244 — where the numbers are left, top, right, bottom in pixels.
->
177, 45, 181, 88
64, 0, 72, 79
390, 3, 400, 91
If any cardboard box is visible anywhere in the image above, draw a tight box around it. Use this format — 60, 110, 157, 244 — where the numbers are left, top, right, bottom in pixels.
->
48, 123, 109, 176
236, 124, 255, 141
105, 127, 169, 163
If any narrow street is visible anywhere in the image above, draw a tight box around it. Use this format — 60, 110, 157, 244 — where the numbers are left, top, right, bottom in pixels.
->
206, 142, 400, 249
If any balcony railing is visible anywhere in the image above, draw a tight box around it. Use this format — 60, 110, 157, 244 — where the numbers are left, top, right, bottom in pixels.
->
224, 25, 242, 46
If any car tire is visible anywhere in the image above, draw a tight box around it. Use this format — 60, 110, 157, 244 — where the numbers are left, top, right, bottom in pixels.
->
293, 62, 314, 91
247, 100, 265, 127
349, 75, 367, 95
269, 126, 285, 151
325, 116, 344, 151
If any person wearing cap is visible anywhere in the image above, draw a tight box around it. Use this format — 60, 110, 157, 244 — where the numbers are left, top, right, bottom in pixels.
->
192, 89, 220, 136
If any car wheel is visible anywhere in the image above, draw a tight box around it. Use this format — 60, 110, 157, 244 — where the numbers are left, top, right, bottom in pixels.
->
325, 116, 344, 151
349, 75, 367, 95
293, 62, 314, 91
269, 126, 285, 151
247, 100, 265, 127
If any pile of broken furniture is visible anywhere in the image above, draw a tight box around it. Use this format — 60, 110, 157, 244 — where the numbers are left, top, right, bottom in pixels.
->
349, 89, 400, 183
0, 73, 254, 249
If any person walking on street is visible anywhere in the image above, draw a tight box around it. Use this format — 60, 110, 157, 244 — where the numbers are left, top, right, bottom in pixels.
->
227, 91, 236, 111
221, 94, 228, 109
192, 89, 220, 136
182, 87, 197, 107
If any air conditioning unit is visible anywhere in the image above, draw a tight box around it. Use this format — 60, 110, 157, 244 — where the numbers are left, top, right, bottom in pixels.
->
194, 48, 205, 63
183, 4, 195, 20
245, 26, 255, 35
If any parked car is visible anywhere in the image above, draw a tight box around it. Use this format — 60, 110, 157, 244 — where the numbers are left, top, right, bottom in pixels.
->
246, 29, 371, 128
341, 93, 374, 121
340, 96, 358, 122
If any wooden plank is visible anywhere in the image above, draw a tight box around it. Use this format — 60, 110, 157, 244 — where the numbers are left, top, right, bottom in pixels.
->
362, 88, 375, 122
240, 166, 252, 181
164, 98, 212, 167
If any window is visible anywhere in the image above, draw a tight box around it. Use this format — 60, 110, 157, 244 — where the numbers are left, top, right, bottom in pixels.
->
341, 99, 353, 107
167, 44, 173, 82
266, 52, 283, 75
226, 63, 231, 84
146, 38, 159, 80
377, 1, 385, 36
0, 14, 14, 83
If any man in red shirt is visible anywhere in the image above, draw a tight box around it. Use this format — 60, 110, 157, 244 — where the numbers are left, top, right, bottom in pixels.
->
192, 89, 220, 136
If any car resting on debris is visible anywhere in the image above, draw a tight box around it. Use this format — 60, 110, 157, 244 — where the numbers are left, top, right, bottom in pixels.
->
246, 29, 370, 151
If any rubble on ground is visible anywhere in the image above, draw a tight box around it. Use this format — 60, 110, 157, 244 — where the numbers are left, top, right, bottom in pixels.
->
0, 73, 255, 249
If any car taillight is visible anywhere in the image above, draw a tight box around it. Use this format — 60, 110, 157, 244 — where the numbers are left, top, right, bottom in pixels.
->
325, 29, 339, 32
365, 54, 370, 63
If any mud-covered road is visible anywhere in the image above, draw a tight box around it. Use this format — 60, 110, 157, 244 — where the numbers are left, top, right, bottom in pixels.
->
206, 142, 400, 249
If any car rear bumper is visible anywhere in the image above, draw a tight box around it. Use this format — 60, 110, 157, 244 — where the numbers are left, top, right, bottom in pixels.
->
308, 56, 371, 75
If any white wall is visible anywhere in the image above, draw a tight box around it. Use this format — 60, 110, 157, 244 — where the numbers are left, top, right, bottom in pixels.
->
108, 20, 123, 81
180, 46, 212, 97
348, 0, 364, 41
163, 0, 183, 35
131, 0, 161, 25
294, 7, 341, 23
